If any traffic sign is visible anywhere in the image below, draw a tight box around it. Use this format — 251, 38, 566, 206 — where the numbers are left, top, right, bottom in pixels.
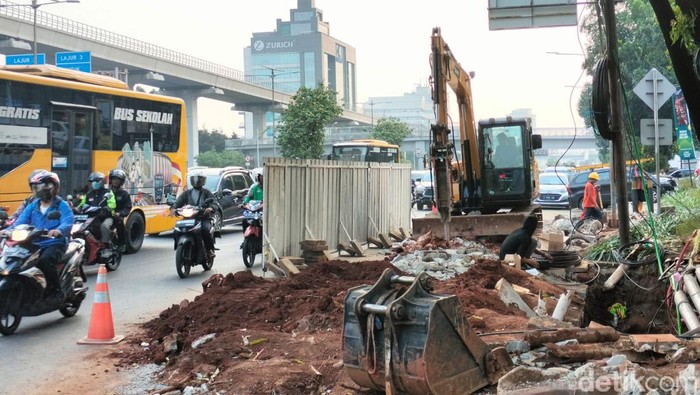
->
55, 51, 91, 73
633, 68, 675, 111
640, 119, 672, 146
5, 53, 45, 65
245, 155, 252, 162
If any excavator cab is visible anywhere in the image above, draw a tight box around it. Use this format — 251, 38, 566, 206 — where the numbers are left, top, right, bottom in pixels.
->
478, 117, 542, 212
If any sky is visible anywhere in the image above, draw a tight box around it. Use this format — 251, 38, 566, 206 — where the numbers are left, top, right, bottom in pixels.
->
8, 0, 589, 134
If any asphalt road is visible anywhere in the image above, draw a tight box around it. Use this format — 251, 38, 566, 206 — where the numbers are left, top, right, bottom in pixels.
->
0, 226, 259, 393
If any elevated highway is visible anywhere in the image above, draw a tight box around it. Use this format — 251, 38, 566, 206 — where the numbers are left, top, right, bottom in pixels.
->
0, 2, 371, 165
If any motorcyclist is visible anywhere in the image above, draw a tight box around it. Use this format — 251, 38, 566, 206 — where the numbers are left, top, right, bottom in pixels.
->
241, 173, 264, 235
3, 171, 74, 300
78, 172, 117, 251
7, 169, 46, 224
243, 173, 264, 205
108, 169, 132, 253
170, 171, 217, 258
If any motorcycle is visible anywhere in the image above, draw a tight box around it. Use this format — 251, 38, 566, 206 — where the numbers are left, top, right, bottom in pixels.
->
172, 201, 216, 278
71, 205, 121, 271
0, 212, 88, 335
241, 200, 263, 269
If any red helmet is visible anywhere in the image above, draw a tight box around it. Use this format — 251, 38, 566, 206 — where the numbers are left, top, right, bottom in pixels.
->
30, 170, 60, 200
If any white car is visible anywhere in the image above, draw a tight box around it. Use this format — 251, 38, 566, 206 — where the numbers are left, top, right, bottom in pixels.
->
534, 173, 570, 208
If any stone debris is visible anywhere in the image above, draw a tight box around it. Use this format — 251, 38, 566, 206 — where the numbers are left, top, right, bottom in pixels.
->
392, 237, 499, 280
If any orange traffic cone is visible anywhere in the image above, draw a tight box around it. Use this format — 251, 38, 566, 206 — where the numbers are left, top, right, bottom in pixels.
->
431, 203, 438, 214
78, 264, 124, 345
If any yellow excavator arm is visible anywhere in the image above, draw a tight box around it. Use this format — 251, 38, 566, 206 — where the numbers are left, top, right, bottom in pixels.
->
430, 27, 480, 225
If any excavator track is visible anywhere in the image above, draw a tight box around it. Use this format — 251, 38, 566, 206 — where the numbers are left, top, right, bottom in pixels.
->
412, 205, 542, 240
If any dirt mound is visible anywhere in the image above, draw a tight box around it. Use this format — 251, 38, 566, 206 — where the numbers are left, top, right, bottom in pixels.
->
116, 258, 566, 393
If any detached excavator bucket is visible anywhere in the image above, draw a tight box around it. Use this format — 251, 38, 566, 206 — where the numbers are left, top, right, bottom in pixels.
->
412, 205, 542, 239
343, 269, 512, 394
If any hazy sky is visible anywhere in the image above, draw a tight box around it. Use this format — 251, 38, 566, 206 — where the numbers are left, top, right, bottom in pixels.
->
10, 0, 589, 134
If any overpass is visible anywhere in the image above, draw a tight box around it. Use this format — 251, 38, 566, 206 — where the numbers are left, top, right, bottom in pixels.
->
0, 1, 372, 165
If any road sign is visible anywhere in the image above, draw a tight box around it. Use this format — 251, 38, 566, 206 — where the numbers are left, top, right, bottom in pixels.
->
633, 68, 675, 111
245, 155, 252, 162
640, 119, 672, 146
5, 53, 45, 65
55, 51, 91, 73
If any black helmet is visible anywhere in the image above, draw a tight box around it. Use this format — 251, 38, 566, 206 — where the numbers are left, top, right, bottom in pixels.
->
190, 172, 207, 190
28, 169, 47, 187
109, 169, 127, 187
30, 170, 60, 201
256, 173, 263, 184
89, 172, 106, 191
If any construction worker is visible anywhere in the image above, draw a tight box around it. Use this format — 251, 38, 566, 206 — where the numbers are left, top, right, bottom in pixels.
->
632, 167, 645, 214
582, 171, 603, 221
499, 215, 553, 269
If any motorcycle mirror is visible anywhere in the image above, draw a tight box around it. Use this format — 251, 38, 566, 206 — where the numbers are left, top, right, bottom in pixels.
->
48, 211, 61, 220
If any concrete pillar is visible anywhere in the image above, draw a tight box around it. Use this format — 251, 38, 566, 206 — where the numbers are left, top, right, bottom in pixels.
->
180, 95, 199, 168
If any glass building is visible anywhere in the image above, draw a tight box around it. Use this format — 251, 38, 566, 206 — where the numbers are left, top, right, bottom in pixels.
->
243, 0, 356, 108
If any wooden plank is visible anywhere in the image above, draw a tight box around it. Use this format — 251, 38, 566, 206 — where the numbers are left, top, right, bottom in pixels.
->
279, 257, 301, 275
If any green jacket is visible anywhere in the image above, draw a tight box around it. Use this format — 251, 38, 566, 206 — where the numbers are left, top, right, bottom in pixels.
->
243, 184, 263, 204
79, 188, 117, 212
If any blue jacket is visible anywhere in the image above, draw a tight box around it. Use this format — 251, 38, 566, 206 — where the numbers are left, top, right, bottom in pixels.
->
10, 197, 74, 248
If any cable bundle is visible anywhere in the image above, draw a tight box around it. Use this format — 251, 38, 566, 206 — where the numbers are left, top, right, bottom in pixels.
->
591, 57, 614, 140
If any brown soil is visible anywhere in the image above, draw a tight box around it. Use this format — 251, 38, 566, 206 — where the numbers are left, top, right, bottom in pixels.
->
115, 258, 569, 394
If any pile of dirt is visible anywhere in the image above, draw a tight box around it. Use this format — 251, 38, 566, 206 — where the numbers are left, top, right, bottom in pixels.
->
116, 259, 568, 394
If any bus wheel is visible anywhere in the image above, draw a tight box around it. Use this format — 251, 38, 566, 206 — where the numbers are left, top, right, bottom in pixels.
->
125, 213, 145, 254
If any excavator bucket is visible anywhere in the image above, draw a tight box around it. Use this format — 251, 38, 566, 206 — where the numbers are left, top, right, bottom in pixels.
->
343, 269, 512, 394
412, 205, 542, 239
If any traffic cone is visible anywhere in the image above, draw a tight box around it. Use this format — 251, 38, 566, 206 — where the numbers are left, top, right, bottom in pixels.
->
78, 264, 124, 345
431, 203, 438, 214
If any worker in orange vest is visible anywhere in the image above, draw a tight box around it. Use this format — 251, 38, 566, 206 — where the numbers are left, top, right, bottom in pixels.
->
582, 172, 603, 220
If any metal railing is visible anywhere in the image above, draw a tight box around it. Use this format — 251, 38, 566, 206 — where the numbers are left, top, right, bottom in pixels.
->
1, 0, 249, 81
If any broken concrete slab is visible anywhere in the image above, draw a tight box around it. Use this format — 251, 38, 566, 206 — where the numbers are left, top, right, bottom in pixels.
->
497, 366, 571, 393
497, 278, 537, 318
630, 333, 683, 354
545, 343, 617, 361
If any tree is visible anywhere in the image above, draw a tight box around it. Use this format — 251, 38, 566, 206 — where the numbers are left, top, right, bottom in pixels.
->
647, 1, 700, 142
196, 150, 246, 167
579, 0, 679, 168
276, 85, 343, 159
371, 117, 413, 146
198, 128, 228, 153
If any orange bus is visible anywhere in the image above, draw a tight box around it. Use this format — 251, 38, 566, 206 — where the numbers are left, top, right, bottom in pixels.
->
0, 65, 187, 253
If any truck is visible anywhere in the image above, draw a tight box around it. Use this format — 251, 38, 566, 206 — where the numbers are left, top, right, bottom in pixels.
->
412, 27, 543, 239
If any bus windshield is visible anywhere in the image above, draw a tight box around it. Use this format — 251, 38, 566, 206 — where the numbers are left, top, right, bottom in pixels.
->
330, 140, 400, 163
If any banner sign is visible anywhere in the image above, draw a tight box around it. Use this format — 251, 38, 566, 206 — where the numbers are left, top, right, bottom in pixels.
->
673, 90, 696, 160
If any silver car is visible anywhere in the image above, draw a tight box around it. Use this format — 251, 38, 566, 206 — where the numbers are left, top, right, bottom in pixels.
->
534, 172, 570, 208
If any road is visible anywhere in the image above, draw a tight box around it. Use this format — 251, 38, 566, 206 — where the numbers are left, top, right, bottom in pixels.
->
0, 226, 260, 394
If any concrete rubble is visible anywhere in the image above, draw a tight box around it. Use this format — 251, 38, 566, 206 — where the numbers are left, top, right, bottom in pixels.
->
388, 232, 699, 394
391, 237, 499, 280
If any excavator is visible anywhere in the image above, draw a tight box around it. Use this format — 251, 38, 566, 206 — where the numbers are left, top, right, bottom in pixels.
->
342, 28, 548, 395
412, 27, 543, 239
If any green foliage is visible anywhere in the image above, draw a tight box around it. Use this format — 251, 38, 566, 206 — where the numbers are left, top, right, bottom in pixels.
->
196, 150, 246, 167
670, 5, 697, 53
371, 117, 413, 146
276, 85, 344, 159
579, 0, 676, 167
198, 128, 230, 153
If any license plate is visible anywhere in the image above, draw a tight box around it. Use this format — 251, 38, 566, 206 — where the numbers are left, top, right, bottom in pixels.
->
74, 214, 88, 221
176, 219, 196, 227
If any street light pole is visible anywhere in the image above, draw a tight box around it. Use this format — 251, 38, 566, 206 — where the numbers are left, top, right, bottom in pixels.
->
260, 65, 299, 157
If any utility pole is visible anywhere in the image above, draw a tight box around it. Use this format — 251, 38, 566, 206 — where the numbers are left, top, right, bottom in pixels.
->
603, 0, 630, 245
